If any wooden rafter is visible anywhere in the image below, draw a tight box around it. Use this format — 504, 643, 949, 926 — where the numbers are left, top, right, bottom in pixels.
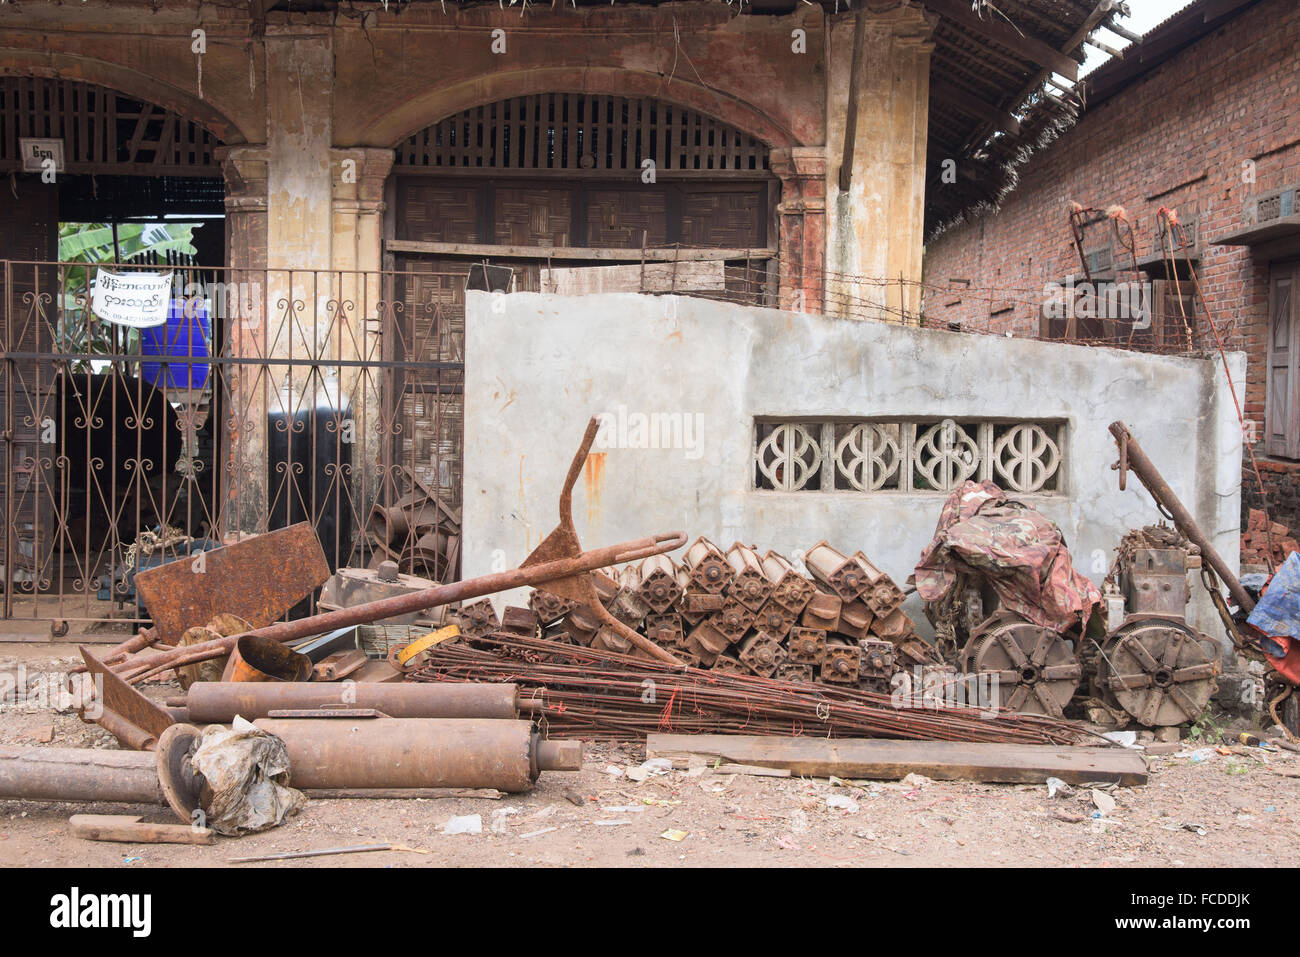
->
931, 77, 1021, 137
926, 0, 1081, 82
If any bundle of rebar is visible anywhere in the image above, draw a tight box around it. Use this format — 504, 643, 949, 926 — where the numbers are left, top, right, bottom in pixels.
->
407, 633, 1086, 745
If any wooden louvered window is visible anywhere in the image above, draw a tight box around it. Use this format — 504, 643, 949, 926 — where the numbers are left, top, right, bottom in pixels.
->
1267, 266, 1300, 459
0, 77, 221, 175
395, 94, 769, 174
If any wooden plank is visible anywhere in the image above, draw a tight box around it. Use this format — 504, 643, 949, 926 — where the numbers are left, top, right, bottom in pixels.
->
70, 814, 216, 845
540, 260, 725, 295
646, 735, 1148, 786
386, 240, 776, 261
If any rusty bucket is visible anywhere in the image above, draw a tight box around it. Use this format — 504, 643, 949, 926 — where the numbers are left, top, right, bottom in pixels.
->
221, 634, 313, 683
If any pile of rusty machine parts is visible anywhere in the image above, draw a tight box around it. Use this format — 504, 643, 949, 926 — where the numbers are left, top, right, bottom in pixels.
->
365, 466, 462, 582
917, 458, 1226, 731
1089, 526, 1220, 728
924, 526, 1219, 729
523, 537, 938, 691
3, 419, 704, 833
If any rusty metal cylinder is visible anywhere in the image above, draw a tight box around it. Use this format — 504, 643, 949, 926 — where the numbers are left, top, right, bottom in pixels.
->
253, 718, 581, 793
184, 682, 522, 723
0, 746, 163, 805
223, 634, 314, 682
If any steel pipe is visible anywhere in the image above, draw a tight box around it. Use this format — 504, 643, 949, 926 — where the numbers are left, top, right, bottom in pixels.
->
254, 718, 582, 793
0, 746, 162, 805
182, 682, 523, 723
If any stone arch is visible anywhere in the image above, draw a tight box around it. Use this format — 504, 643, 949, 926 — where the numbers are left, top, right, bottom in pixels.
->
0, 53, 249, 147
358, 67, 799, 152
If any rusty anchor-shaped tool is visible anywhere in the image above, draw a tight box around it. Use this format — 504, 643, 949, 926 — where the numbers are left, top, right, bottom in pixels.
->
520, 417, 685, 666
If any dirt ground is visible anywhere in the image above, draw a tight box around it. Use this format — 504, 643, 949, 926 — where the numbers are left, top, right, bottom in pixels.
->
2, 643, 1297, 868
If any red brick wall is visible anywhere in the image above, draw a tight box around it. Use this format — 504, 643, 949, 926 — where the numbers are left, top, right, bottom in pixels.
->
923, 0, 1300, 530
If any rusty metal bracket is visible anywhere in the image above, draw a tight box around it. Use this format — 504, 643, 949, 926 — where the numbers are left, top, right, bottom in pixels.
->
80, 647, 175, 751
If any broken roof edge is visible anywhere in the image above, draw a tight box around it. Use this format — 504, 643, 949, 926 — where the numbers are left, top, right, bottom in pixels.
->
1080, 0, 1267, 106
925, 97, 1080, 243
921, 0, 1128, 239
926, 0, 1271, 241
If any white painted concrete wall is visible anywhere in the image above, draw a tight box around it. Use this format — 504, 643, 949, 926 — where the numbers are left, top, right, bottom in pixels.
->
462, 291, 1244, 646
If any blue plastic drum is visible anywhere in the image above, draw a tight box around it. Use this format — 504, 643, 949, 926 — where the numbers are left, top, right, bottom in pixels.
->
140, 299, 211, 390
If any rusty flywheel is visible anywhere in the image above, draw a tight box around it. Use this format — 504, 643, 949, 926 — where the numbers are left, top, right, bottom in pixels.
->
1097, 618, 1218, 727
961, 611, 1082, 718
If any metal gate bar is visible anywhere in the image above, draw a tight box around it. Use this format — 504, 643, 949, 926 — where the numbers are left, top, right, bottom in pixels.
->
0, 260, 464, 630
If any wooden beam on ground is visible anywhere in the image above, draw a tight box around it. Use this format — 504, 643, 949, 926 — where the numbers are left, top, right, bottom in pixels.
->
646, 735, 1148, 786
70, 814, 216, 845
926, 0, 1080, 81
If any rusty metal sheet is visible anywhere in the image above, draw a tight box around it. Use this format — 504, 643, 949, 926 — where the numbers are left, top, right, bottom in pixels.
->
133, 523, 330, 644
80, 647, 175, 750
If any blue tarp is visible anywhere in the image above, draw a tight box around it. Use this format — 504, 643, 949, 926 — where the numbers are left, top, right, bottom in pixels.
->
1248, 552, 1300, 641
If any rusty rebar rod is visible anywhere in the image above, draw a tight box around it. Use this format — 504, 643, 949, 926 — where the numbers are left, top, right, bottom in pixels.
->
409, 634, 1087, 745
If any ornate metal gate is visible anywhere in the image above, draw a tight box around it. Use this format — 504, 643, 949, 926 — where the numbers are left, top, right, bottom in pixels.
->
0, 260, 464, 630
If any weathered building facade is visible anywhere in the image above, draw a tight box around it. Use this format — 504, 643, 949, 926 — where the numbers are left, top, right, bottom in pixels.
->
0, 0, 1131, 624
923, 0, 1300, 530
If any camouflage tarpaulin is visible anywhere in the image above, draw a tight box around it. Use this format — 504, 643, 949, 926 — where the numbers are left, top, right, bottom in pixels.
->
915, 480, 1102, 633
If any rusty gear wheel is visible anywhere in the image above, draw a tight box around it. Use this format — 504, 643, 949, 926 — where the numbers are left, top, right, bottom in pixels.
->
1098, 618, 1217, 727
962, 612, 1082, 717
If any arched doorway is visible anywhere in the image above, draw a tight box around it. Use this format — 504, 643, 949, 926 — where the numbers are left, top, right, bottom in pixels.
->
384, 92, 776, 505
0, 76, 227, 624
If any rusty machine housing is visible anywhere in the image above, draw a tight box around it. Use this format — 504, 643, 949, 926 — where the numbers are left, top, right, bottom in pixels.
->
1092, 544, 1219, 728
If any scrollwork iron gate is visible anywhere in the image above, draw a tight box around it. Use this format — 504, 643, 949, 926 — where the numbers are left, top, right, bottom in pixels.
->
0, 260, 464, 631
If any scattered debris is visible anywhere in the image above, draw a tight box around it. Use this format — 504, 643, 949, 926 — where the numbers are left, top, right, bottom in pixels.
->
443, 814, 483, 835
1090, 788, 1118, 815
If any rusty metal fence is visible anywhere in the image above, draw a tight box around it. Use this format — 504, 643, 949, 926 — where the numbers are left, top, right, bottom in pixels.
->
0, 260, 464, 631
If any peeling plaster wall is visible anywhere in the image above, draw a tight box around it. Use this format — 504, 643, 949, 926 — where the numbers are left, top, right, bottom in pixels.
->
462, 291, 1244, 648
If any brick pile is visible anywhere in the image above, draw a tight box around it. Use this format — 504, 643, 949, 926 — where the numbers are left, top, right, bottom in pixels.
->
1241, 509, 1299, 567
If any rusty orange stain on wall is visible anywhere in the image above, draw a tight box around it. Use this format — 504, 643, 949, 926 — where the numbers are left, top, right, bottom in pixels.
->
584, 451, 606, 527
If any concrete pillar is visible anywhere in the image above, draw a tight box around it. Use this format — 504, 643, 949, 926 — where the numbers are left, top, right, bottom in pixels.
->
824, 7, 934, 323
218, 145, 271, 536
221, 33, 395, 547
330, 147, 394, 512
265, 26, 335, 274
770, 146, 828, 314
